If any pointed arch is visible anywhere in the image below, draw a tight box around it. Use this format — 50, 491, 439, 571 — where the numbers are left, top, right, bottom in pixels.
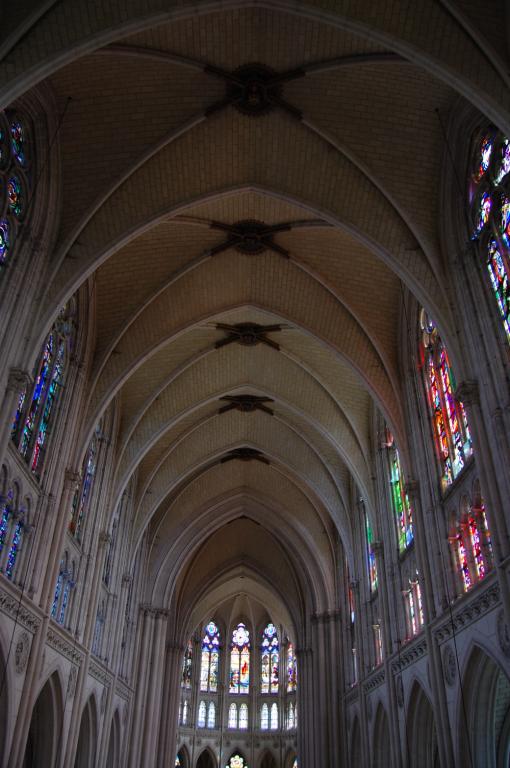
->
460, 644, 510, 767
22, 671, 63, 768
176, 745, 190, 768
106, 709, 121, 768
196, 746, 216, 768
260, 750, 277, 768
406, 680, 439, 768
372, 703, 391, 768
74, 694, 98, 768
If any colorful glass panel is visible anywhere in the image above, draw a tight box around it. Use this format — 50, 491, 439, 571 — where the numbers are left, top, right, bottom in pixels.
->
390, 447, 413, 551
287, 642, 297, 692
182, 639, 192, 689
31, 339, 65, 473
0, 503, 9, 552
496, 139, 510, 183
0, 219, 9, 266
230, 623, 250, 694
261, 622, 279, 694
5, 521, 22, 578
227, 756, 247, 768
51, 568, 64, 618
473, 191, 492, 237
7, 175, 23, 218
200, 621, 220, 692
469, 517, 485, 579
475, 134, 493, 181
457, 534, 471, 591
487, 239, 510, 343
59, 579, 71, 624
10, 120, 27, 167
365, 512, 378, 592
501, 195, 510, 247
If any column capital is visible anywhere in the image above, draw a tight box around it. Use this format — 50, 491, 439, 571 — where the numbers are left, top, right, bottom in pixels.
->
64, 469, 81, 491
455, 379, 479, 406
98, 531, 112, 548
7, 368, 32, 394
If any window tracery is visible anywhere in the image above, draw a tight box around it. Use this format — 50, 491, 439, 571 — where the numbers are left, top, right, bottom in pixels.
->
469, 130, 510, 343
0, 111, 32, 271
229, 622, 250, 694
261, 622, 279, 694
200, 621, 220, 692
420, 310, 472, 490
182, 639, 193, 689
12, 301, 76, 477
69, 425, 99, 540
449, 489, 493, 594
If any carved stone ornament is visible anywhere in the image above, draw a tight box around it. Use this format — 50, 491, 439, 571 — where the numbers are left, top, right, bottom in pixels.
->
396, 676, 404, 708
443, 644, 457, 686
101, 686, 107, 714
366, 695, 373, 721
67, 666, 78, 699
14, 631, 30, 673
497, 609, 510, 657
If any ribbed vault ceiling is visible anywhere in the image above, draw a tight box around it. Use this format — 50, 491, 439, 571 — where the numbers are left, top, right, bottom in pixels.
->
7, 1, 505, 633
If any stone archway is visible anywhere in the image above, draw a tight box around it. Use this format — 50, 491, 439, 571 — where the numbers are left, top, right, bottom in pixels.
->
196, 747, 217, 768
460, 644, 510, 767
350, 715, 361, 765
106, 709, 121, 768
22, 672, 63, 768
372, 704, 391, 768
260, 750, 277, 768
74, 695, 98, 768
406, 681, 439, 768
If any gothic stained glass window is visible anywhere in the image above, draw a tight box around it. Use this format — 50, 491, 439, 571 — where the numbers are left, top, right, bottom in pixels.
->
387, 437, 413, 552
181, 700, 188, 725
207, 702, 216, 729
5, 521, 22, 579
287, 702, 295, 730
261, 703, 269, 730
198, 701, 206, 728
200, 621, 220, 693
182, 639, 193, 689
365, 509, 378, 593
261, 623, 279, 694
420, 311, 472, 490
69, 427, 98, 540
12, 302, 76, 477
469, 130, 510, 345
51, 561, 64, 619
228, 703, 237, 729
239, 703, 248, 730
229, 623, 250, 694
286, 642, 297, 692
270, 702, 278, 730
0, 488, 13, 554
226, 756, 247, 768
0, 111, 32, 271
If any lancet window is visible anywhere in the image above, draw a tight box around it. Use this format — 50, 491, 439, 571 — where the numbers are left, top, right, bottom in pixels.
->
469, 130, 510, 344
420, 310, 472, 490
51, 553, 75, 626
449, 490, 493, 594
261, 623, 279, 694
12, 302, 76, 477
229, 623, 250, 694
365, 508, 378, 593
403, 573, 424, 638
182, 640, 193, 689
286, 642, 297, 692
0, 111, 33, 271
69, 425, 100, 541
387, 435, 413, 552
200, 621, 220, 692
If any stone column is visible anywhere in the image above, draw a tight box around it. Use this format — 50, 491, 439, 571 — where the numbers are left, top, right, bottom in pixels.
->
295, 646, 313, 768
157, 641, 184, 768
350, 579, 370, 768
39, 469, 80, 611
0, 368, 31, 466
142, 610, 168, 768
129, 607, 155, 768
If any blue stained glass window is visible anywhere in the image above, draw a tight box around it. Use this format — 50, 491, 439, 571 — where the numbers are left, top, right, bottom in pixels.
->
230, 623, 250, 694
200, 621, 220, 692
261, 622, 279, 694
0, 219, 9, 266
5, 521, 22, 578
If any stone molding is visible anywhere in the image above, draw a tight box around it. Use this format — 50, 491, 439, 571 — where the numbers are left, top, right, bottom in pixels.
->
391, 637, 428, 675
7, 368, 32, 394
115, 678, 132, 701
0, 587, 40, 633
14, 630, 30, 673
455, 379, 479, 406
434, 582, 500, 644
89, 659, 113, 687
46, 626, 83, 665
363, 668, 385, 693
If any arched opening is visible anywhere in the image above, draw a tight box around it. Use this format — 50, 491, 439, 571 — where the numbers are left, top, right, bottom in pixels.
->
460, 645, 510, 767
176, 746, 190, 767
74, 695, 98, 768
406, 681, 439, 767
196, 748, 216, 768
260, 750, 276, 768
106, 709, 121, 768
350, 715, 361, 765
372, 704, 391, 768
22, 672, 63, 768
